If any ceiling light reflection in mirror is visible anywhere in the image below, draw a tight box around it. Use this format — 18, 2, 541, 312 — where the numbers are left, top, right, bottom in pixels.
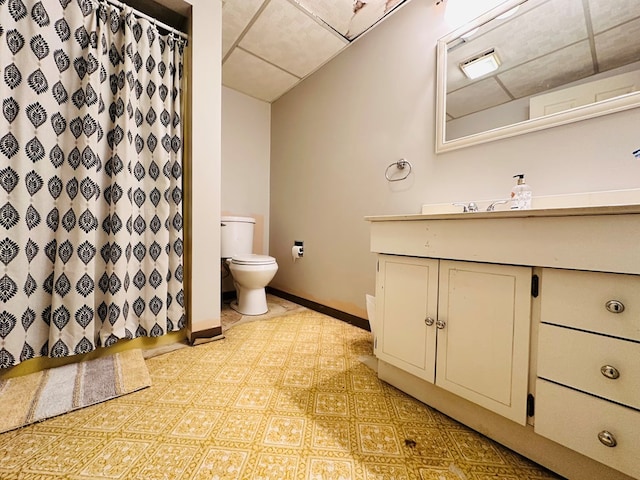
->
460, 49, 500, 79
436, 0, 640, 152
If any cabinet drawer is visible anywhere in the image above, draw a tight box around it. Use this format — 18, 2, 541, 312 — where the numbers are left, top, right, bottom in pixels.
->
540, 269, 640, 341
535, 379, 640, 479
537, 324, 640, 409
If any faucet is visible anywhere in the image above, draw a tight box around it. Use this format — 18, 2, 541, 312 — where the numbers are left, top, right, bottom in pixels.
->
453, 202, 478, 213
486, 200, 508, 211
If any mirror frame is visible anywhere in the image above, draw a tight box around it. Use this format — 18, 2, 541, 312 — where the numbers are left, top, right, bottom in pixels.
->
435, 0, 640, 153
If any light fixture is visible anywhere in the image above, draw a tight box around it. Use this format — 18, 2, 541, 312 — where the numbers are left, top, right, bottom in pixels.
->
460, 49, 500, 79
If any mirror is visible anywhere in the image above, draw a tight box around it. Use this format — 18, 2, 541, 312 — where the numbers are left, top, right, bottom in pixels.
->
436, 0, 640, 152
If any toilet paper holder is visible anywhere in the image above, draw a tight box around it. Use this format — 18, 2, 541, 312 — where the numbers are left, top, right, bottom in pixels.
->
292, 245, 304, 261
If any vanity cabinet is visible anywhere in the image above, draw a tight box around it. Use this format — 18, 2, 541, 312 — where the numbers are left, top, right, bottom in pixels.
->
375, 254, 531, 425
367, 207, 640, 480
534, 268, 640, 479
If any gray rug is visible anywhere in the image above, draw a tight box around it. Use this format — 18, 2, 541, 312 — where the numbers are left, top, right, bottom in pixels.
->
0, 349, 151, 433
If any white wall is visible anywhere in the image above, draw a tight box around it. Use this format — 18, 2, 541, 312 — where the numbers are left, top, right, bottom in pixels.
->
270, 0, 640, 318
222, 87, 271, 255
221, 87, 271, 292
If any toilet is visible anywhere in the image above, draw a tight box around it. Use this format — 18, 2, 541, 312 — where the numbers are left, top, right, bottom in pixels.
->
221, 216, 278, 315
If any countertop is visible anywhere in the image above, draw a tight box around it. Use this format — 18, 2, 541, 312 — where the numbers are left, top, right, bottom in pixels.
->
365, 204, 640, 222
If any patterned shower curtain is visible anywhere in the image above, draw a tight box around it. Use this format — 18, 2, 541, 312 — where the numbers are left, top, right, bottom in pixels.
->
0, 0, 185, 368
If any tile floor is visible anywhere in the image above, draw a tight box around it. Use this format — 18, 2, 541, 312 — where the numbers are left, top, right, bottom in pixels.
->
0, 295, 562, 479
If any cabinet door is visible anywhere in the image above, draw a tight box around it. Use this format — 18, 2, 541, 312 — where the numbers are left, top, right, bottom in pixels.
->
376, 255, 439, 383
436, 261, 531, 425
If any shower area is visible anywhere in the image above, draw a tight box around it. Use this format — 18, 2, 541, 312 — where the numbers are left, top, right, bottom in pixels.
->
0, 0, 188, 369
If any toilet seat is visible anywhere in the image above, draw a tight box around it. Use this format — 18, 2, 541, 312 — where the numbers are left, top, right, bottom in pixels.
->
231, 254, 276, 266
227, 254, 279, 315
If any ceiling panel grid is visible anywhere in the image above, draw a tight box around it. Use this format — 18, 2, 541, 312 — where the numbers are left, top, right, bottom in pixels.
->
239, 0, 347, 78
222, 0, 411, 102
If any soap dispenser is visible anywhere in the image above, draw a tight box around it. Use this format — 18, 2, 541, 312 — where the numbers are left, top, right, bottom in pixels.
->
510, 174, 532, 210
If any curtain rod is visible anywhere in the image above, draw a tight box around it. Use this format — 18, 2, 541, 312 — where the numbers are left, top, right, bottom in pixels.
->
102, 0, 189, 41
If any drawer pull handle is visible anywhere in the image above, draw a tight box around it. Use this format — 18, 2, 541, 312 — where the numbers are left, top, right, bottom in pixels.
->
605, 300, 625, 314
425, 317, 435, 326
436, 319, 446, 330
600, 365, 620, 379
597, 430, 617, 448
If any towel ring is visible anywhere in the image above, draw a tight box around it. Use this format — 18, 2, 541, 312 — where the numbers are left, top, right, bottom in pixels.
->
385, 159, 412, 182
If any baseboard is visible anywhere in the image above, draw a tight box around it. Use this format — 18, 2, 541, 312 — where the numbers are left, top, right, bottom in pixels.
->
188, 326, 223, 345
267, 287, 370, 331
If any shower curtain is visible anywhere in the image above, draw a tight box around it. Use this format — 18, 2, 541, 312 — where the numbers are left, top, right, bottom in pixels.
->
0, 0, 185, 368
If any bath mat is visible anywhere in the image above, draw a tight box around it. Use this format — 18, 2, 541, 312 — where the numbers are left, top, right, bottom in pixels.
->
0, 349, 151, 434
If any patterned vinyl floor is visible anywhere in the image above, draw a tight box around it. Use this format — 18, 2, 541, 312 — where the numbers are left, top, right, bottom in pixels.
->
0, 296, 561, 479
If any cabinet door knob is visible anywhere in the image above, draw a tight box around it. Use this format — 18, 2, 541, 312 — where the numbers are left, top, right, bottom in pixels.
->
436, 319, 446, 330
605, 300, 625, 314
600, 365, 620, 379
425, 317, 435, 326
597, 430, 617, 448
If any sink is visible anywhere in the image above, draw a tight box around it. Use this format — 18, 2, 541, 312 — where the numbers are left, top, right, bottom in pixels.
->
422, 188, 640, 215
526, 189, 640, 209
422, 200, 510, 214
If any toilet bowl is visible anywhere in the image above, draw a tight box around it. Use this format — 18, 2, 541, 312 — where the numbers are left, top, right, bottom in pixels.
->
221, 216, 278, 315
228, 254, 278, 315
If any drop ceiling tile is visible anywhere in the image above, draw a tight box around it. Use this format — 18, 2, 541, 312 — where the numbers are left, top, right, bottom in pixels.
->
588, 0, 640, 34
343, 0, 405, 39
294, 0, 405, 40
594, 17, 640, 72
447, 0, 587, 92
222, 48, 300, 102
222, 0, 266, 58
497, 41, 594, 99
446, 78, 512, 118
294, 0, 353, 36
239, 0, 347, 78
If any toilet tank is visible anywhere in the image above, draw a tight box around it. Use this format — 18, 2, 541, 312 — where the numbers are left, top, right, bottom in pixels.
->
221, 216, 255, 258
